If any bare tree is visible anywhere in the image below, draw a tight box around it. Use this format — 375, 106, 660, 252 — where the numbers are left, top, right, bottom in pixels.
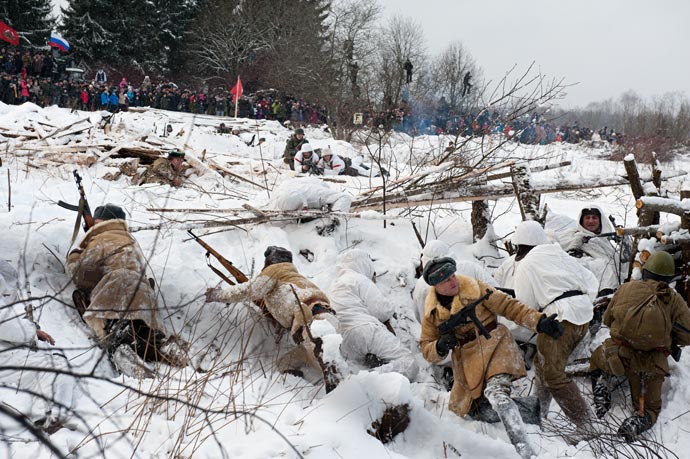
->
373, 15, 430, 110
430, 41, 481, 113
319, 0, 381, 140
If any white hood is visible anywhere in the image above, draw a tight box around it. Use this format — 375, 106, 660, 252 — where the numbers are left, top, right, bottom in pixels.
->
336, 249, 374, 279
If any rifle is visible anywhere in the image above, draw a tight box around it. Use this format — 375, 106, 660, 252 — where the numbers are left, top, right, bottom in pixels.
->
582, 231, 618, 243
304, 159, 322, 176
187, 230, 248, 285
438, 289, 493, 339
58, 171, 94, 244
290, 284, 339, 393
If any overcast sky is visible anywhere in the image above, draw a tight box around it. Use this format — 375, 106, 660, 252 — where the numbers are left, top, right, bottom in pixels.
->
380, 0, 690, 108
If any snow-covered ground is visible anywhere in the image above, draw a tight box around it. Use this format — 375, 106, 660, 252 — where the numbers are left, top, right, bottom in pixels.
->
1, 102, 689, 458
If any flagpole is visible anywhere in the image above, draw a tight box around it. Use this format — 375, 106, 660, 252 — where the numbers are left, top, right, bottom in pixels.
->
234, 76, 239, 119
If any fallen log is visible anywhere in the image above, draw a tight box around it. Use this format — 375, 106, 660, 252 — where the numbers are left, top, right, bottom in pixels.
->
636, 196, 690, 217
616, 225, 664, 237
655, 221, 682, 239
660, 231, 690, 245
131, 209, 395, 233
353, 176, 635, 211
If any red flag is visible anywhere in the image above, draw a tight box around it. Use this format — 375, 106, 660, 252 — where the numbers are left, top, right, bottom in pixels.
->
230, 76, 243, 103
0, 21, 19, 46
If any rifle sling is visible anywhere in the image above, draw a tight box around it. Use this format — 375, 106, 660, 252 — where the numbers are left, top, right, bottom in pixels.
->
206, 255, 236, 286
70, 196, 86, 247
540, 290, 584, 311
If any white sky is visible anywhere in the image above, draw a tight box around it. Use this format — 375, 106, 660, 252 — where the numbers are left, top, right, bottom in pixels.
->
380, 0, 690, 108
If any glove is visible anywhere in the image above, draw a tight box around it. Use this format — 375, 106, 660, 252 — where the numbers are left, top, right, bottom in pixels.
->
537, 313, 564, 339
435, 333, 458, 356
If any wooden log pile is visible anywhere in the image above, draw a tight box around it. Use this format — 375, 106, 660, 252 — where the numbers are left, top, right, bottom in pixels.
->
618, 154, 690, 302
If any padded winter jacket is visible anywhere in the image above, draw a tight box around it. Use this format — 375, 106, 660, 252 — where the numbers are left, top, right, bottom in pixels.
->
420, 275, 541, 417
67, 219, 161, 339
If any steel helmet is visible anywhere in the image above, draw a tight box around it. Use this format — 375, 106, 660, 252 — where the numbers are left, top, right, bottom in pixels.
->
643, 251, 675, 278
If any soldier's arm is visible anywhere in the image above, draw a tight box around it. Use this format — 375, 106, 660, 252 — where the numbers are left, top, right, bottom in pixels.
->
420, 319, 445, 363
671, 293, 690, 346
602, 289, 622, 327
482, 283, 541, 331
359, 278, 394, 323
214, 273, 277, 304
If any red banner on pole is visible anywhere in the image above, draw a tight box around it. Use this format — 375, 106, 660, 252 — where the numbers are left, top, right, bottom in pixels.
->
230, 76, 243, 103
0, 21, 19, 46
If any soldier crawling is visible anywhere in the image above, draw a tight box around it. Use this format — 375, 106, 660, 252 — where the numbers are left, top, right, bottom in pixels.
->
67, 204, 187, 377
139, 149, 192, 187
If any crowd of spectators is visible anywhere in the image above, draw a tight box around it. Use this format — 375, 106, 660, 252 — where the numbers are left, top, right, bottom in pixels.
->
0, 48, 328, 127
0, 47, 622, 147
363, 104, 624, 146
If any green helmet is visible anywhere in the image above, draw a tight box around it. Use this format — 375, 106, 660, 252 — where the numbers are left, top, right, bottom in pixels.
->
643, 251, 675, 277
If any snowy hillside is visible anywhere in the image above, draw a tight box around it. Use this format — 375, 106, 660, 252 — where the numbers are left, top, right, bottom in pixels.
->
1, 102, 689, 459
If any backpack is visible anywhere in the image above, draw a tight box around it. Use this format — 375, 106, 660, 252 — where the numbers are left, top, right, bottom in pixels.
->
341, 156, 352, 167
618, 293, 673, 351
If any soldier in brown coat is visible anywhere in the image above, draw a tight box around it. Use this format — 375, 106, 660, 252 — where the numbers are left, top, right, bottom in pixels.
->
140, 150, 190, 187
590, 251, 690, 442
205, 246, 340, 391
420, 257, 564, 459
67, 204, 185, 376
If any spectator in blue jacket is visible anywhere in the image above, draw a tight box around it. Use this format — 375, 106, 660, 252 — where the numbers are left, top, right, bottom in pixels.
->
108, 89, 119, 111
100, 89, 108, 110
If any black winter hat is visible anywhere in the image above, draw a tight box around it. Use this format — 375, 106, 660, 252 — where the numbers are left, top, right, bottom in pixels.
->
93, 204, 126, 221
264, 246, 293, 266
167, 149, 185, 159
422, 257, 457, 286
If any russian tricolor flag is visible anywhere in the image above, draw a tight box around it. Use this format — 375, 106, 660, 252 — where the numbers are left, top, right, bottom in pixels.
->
49, 32, 70, 52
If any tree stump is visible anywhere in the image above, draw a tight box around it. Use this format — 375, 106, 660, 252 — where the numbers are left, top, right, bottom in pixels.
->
367, 404, 410, 444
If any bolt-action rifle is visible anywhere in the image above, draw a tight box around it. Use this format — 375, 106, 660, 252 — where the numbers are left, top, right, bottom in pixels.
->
187, 230, 248, 285
58, 171, 95, 244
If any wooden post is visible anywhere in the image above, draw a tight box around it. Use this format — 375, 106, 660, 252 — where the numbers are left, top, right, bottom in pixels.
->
681, 188, 690, 303
624, 156, 659, 227
471, 200, 489, 242
510, 165, 541, 222
624, 156, 660, 276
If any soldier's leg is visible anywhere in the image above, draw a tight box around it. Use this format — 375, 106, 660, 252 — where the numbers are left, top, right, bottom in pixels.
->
362, 325, 419, 381
627, 370, 663, 425
536, 322, 591, 425
485, 373, 536, 459
619, 369, 658, 441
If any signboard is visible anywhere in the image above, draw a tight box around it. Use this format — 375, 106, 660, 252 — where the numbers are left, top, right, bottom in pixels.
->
353, 113, 363, 125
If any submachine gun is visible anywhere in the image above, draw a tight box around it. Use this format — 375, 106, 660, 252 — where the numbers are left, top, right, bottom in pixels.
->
438, 289, 494, 339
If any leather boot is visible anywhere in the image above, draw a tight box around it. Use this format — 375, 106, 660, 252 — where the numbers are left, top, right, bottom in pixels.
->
550, 381, 592, 428
618, 412, 653, 442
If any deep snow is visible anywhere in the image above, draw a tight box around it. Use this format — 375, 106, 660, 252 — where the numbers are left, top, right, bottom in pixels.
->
1, 102, 689, 458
